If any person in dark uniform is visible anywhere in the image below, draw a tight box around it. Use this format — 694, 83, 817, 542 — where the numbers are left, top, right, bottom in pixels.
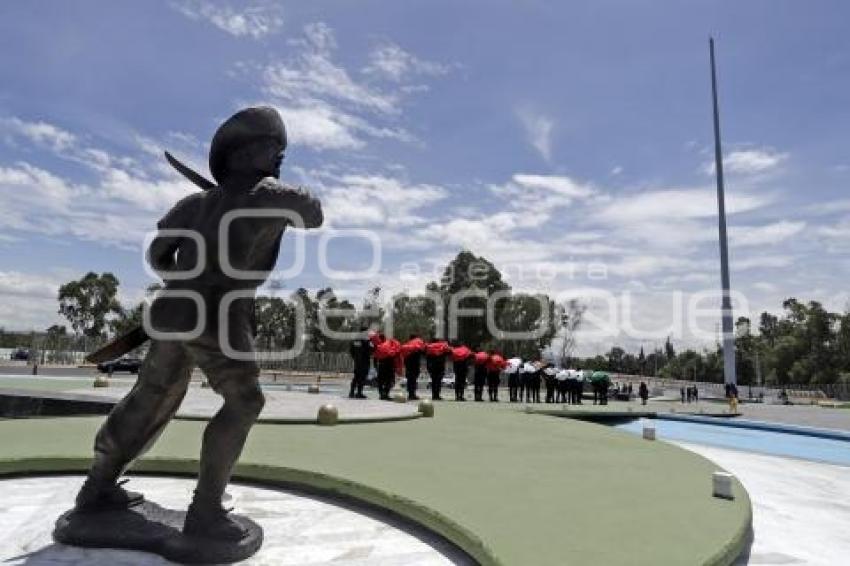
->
401, 334, 426, 401
517, 359, 526, 403
486, 351, 506, 402
639, 381, 649, 405
544, 364, 557, 403
425, 337, 451, 401
599, 376, 609, 405
531, 363, 543, 403
473, 351, 489, 402
451, 342, 473, 402
349, 326, 373, 399
373, 333, 401, 401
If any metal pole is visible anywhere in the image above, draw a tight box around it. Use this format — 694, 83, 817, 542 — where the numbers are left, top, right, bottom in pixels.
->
710, 37, 737, 386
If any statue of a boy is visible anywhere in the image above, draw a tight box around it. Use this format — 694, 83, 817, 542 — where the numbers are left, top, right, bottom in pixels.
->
74, 106, 323, 540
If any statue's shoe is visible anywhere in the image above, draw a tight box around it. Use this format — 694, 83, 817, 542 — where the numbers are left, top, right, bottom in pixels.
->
75, 478, 144, 512
183, 501, 247, 541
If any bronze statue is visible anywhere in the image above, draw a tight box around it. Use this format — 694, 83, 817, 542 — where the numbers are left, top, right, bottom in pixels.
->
57, 106, 323, 561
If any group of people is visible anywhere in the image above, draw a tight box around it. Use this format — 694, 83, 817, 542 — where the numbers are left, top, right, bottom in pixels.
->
348, 330, 653, 407
348, 329, 510, 402
504, 361, 586, 405
680, 385, 700, 403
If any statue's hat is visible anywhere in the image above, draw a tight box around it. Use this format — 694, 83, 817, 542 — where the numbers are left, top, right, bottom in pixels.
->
209, 106, 286, 183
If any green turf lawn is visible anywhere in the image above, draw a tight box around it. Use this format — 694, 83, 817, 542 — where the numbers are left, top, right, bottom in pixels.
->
0, 400, 750, 565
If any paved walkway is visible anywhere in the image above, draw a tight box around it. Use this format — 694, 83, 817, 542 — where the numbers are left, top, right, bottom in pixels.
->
0, 475, 464, 565
66, 386, 420, 423
733, 403, 850, 432
676, 442, 850, 566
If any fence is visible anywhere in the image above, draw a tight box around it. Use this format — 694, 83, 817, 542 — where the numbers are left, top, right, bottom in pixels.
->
605, 374, 848, 401
256, 351, 352, 375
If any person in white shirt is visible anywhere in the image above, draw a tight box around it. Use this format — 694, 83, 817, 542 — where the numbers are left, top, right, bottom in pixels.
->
521, 361, 539, 403
506, 357, 522, 402
555, 368, 570, 403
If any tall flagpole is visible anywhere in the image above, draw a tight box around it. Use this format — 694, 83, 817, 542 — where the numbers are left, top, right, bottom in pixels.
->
710, 37, 737, 386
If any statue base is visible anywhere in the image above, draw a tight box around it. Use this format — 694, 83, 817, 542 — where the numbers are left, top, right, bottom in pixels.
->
53, 501, 263, 564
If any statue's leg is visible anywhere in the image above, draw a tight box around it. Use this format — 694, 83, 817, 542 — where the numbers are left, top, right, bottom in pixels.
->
184, 331, 263, 540
78, 340, 193, 509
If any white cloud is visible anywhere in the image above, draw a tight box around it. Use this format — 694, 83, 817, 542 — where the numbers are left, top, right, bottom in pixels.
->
363, 42, 450, 82
598, 187, 769, 224
732, 255, 793, 270
806, 198, 850, 216
273, 105, 364, 150
265, 23, 397, 114
174, 0, 284, 39
318, 173, 447, 230
0, 119, 195, 248
1, 118, 76, 151
511, 174, 596, 199
816, 218, 850, 253
752, 281, 778, 293
260, 23, 434, 151
730, 220, 805, 247
702, 148, 788, 176
0, 271, 58, 300
517, 108, 554, 162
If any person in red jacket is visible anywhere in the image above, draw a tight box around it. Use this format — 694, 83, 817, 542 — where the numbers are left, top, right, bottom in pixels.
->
425, 337, 451, 400
372, 333, 401, 401
401, 334, 426, 400
486, 351, 507, 402
450, 342, 474, 402
472, 351, 489, 402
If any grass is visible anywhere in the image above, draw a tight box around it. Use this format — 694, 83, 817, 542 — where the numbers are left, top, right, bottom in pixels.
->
0, 399, 751, 565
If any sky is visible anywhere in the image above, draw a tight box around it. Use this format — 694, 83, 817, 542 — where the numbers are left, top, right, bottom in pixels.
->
1, 1, 848, 355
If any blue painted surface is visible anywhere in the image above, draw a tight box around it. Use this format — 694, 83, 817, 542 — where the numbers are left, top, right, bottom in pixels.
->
661, 413, 850, 442
616, 418, 850, 467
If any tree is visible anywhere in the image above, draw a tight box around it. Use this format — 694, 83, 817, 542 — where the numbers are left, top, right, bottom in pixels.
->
759, 312, 779, 348
438, 250, 510, 348
390, 293, 438, 341
637, 346, 646, 376
254, 296, 295, 350
57, 272, 122, 339
664, 336, 676, 361
493, 292, 559, 359
607, 346, 626, 373
315, 288, 356, 352
735, 316, 757, 385
556, 299, 586, 367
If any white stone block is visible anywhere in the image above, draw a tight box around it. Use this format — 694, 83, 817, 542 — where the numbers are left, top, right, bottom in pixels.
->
643, 424, 656, 440
713, 471, 735, 499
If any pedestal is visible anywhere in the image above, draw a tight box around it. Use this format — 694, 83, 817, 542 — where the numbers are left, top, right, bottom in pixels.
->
54, 501, 263, 564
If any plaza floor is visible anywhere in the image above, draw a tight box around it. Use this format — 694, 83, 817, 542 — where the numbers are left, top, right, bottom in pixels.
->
676, 442, 850, 566
0, 400, 751, 565
1, 475, 465, 565
67, 385, 421, 424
